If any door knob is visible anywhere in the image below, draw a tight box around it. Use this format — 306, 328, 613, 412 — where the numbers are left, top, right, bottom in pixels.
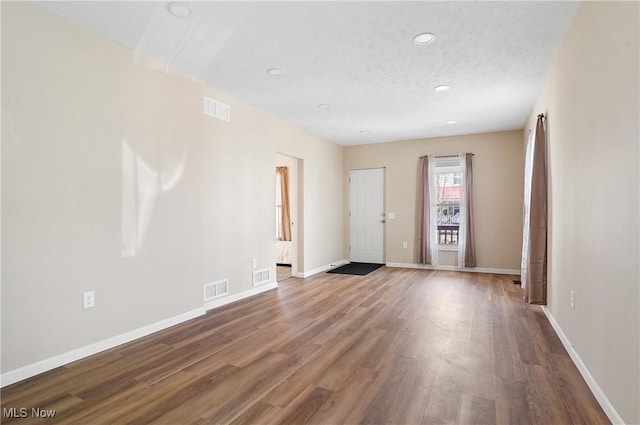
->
380, 219, 386, 223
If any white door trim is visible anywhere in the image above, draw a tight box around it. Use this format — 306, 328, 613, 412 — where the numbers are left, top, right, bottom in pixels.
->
276, 153, 301, 277
349, 168, 385, 264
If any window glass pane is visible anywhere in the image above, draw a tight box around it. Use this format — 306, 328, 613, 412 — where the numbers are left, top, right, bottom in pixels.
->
276, 173, 282, 239
435, 166, 461, 245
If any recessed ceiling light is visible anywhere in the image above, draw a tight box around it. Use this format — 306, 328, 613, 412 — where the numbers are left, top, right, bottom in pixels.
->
446, 120, 457, 124
413, 32, 435, 45
168, 2, 192, 18
434, 85, 451, 92
267, 68, 283, 76
318, 104, 331, 109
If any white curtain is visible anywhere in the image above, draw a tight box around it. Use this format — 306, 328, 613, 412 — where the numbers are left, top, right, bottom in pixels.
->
427, 156, 439, 266
458, 153, 467, 267
521, 127, 536, 289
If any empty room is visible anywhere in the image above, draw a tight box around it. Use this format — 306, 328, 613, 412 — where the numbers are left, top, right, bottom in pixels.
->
1, 1, 638, 424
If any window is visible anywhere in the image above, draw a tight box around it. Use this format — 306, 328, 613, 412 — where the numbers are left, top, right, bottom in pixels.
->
417, 153, 475, 267
434, 160, 461, 247
275, 171, 283, 240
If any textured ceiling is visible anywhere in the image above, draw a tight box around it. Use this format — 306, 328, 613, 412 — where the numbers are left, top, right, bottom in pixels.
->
36, 1, 580, 146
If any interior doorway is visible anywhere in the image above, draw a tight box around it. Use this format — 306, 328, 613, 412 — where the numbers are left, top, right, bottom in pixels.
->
276, 153, 300, 281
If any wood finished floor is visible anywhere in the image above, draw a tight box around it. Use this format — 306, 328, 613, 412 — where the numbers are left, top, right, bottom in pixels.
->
2, 268, 610, 425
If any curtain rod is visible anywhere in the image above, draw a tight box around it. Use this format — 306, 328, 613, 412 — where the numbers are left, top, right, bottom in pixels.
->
529, 113, 547, 132
419, 153, 474, 159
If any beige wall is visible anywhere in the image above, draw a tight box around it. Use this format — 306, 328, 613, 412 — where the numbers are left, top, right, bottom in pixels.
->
525, 2, 639, 423
1, 3, 344, 374
343, 131, 524, 270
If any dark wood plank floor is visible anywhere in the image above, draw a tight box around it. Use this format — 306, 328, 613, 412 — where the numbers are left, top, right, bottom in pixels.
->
1, 268, 610, 424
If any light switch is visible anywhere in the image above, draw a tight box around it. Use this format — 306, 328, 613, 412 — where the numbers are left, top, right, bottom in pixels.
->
388, 212, 396, 219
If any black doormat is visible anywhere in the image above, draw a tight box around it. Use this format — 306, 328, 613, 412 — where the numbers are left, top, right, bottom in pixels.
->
327, 262, 384, 276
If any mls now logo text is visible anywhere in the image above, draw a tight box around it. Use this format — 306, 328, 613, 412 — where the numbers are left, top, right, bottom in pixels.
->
3, 407, 57, 418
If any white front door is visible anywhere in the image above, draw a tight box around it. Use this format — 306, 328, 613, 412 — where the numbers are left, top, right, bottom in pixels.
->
350, 168, 385, 264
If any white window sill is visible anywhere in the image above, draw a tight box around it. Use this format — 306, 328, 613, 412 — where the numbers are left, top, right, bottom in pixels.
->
438, 245, 458, 252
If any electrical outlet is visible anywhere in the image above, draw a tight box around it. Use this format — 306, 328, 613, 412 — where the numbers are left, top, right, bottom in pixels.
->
402, 241, 408, 249
83, 291, 95, 309
570, 290, 575, 309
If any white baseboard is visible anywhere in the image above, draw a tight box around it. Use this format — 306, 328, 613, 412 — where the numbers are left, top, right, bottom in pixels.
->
1, 282, 281, 388
298, 259, 349, 278
0, 307, 206, 388
204, 281, 277, 311
386, 262, 520, 275
541, 306, 626, 425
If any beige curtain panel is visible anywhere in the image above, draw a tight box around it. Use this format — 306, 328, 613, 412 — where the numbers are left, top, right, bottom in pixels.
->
462, 152, 477, 267
416, 156, 433, 264
276, 167, 292, 242
525, 115, 548, 304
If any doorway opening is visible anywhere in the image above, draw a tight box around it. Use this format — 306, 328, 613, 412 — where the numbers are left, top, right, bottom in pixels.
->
276, 153, 301, 281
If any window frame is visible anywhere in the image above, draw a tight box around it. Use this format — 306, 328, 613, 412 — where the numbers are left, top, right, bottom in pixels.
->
433, 159, 462, 251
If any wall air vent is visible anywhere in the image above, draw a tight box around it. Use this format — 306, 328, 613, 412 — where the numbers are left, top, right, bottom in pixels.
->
204, 279, 229, 302
203, 96, 230, 121
252, 268, 271, 287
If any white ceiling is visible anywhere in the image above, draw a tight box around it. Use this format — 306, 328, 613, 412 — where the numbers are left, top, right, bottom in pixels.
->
36, 1, 580, 146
